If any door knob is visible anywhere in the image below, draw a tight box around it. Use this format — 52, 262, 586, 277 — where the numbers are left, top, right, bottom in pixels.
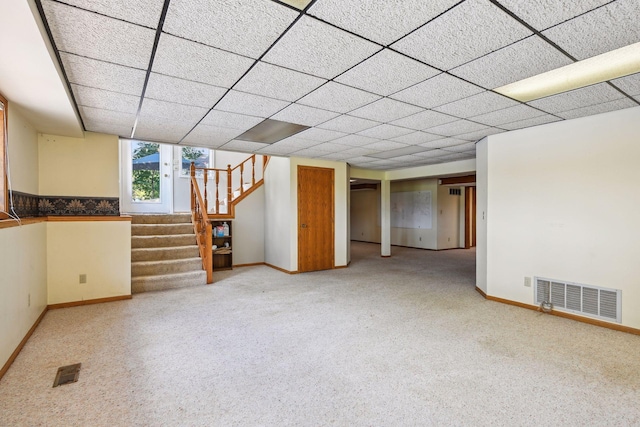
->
301, 224, 307, 228
164, 174, 169, 177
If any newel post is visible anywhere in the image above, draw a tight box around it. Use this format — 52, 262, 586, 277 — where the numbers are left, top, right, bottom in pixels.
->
190, 162, 195, 212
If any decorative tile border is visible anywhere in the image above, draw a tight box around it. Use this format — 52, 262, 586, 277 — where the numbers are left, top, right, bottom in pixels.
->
9, 191, 120, 217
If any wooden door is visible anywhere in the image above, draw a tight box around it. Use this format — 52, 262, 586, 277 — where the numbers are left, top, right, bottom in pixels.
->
465, 186, 477, 248
298, 166, 334, 272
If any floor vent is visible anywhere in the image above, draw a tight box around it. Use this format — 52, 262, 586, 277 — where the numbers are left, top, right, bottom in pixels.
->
53, 363, 81, 387
535, 277, 621, 323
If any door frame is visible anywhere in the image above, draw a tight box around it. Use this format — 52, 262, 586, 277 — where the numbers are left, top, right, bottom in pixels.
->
120, 139, 173, 214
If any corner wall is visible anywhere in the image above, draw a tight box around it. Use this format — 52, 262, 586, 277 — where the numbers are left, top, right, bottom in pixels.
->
477, 107, 640, 328
264, 156, 292, 271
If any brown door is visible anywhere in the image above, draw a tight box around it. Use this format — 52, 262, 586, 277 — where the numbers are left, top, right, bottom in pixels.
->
465, 186, 477, 248
298, 166, 334, 272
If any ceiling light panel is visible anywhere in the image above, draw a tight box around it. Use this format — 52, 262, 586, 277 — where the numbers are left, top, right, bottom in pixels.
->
60, 53, 146, 96
391, 73, 483, 109
469, 104, 547, 127
295, 128, 347, 142
420, 137, 468, 149
145, 73, 227, 108
265, 136, 316, 149
542, 0, 640, 60
202, 110, 264, 131
527, 83, 624, 114
164, 0, 298, 59
279, 0, 313, 10
234, 62, 326, 102
215, 91, 289, 118
391, 0, 531, 70
500, 114, 562, 131
317, 115, 380, 133
42, 1, 155, 69
349, 98, 423, 122
497, 0, 612, 31
434, 91, 520, 118
357, 124, 413, 140
182, 124, 243, 148
366, 145, 430, 159
298, 82, 381, 113
332, 134, 380, 147
55, 0, 165, 28
152, 34, 254, 88
335, 49, 439, 96
79, 106, 136, 127
426, 120, 489, 137
391, 131, 444, 145
270, 103, 340, 126
389, 109, 457, 130
451, 36, 574, 90
221, 140, 271, 153
262, 16, 380, 79
236, 119, 309, 144
308, 0, 460, 46
556, 98, 637, 120
71, 84, 139, 114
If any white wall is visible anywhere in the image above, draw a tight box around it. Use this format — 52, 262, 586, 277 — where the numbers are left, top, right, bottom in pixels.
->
437, 184, 461, 249
476, 138, 488, 294
477, 107, 640, 328
390, 179, 439, 250
232, 185, 265, 265
264, 156, 292, 271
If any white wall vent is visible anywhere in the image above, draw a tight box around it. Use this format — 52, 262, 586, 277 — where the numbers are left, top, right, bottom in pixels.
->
534, 277, 621, 323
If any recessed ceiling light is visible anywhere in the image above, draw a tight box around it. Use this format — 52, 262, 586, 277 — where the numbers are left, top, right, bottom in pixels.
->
495, 42, 640, 102
277, 0, 313, 10
236, 119, 309, 144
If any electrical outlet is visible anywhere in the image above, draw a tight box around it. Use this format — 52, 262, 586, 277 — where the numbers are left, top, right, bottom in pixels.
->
419, 237, 422, 241
79, 274, 87, 284
524, 277, 532, 287
448, 237, 450, 242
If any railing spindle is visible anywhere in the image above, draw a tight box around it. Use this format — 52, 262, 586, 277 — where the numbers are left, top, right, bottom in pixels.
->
251, 155, 256, 186
227, 164, 232, 203
240, 162, 245, 195
215, 169, 220, 214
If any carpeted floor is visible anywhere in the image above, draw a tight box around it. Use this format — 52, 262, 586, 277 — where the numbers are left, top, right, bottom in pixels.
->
1, 242, 639, 426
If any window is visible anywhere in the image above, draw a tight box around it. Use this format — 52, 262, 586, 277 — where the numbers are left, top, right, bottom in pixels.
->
180, 146, 210, 177
0, 92, 7, 220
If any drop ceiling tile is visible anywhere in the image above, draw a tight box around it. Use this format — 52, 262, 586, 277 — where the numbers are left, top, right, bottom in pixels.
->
434, 91, 520, 118
386, 154, 430, 164
611, 73, 640, 97
164, 0, 298, 59
71, 84, 139, 114
556, 98, 638, 120
456, 128, 505, 141
362, 141, 408, 151
298, 82, 381, 113
220, 140, 271, 153
391, 0, 531, 70
79, 106, 136, 127
391, 74, 483, 109
139, 99, 208, 126
497, 0, 612, 31
317, 115, 381, 133
308, 142, 351, 152
441, 141, 476, 152
43, 1, 154, 69
389, 109, 457, 130
292, 148, 333, 158
295, 128, 347, 142
339, 147, 379, 156
60, 53, 146, 96
216, 91, 290, 118
270, 104, 340, 126
391, 131, 444, 145
234, 62, 326, 102
366, 145, 431, 159
343, 156, 377, 164
257, 144, 300, 155
527, 83, 624, 114
201, 110, 264, 131
134, 117, 194, 143
308, 0, 460, 46
438, 151, 476, 161
332, 134, 380, 147
413, 148, 451, 158
152, 34, 254, 88
500, 114, 563, 131
145, 73, 227, 108
335, 49, 439, 96
451, 36, 573, 90
469, 104, 547, 127
57, 0, 165, 28
357, 124, 413, 140
320, 152, 351, 161
349, 98, 423, 122
426, 120, 489, 137
182, 124, 243, 148
83, 121, 133, 137
542, 0, 640, 60
419, 137, 468, 149
262, 16, 380, 79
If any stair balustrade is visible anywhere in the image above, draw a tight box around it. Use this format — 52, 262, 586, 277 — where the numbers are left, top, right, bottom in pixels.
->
189, 166, 213, 284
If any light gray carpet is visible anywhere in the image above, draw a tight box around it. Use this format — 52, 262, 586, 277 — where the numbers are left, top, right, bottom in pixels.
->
1, 242, 639, 426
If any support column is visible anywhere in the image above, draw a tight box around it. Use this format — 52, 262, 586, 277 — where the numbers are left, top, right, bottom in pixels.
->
380, 179, 391, 257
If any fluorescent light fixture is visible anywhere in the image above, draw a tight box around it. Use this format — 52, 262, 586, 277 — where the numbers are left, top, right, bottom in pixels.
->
278, 0, 313, 10
495, 42, 640, 102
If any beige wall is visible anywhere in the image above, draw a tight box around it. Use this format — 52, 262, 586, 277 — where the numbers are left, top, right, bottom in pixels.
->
437, 184, 461, 249
7, 106, 39, 194
47, 221, 131, 304
477, 107, 640, 328
351, 185, 381, 243
264, 156, 292, 271
232, 185, 265, 266
39, 131, 119, 197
